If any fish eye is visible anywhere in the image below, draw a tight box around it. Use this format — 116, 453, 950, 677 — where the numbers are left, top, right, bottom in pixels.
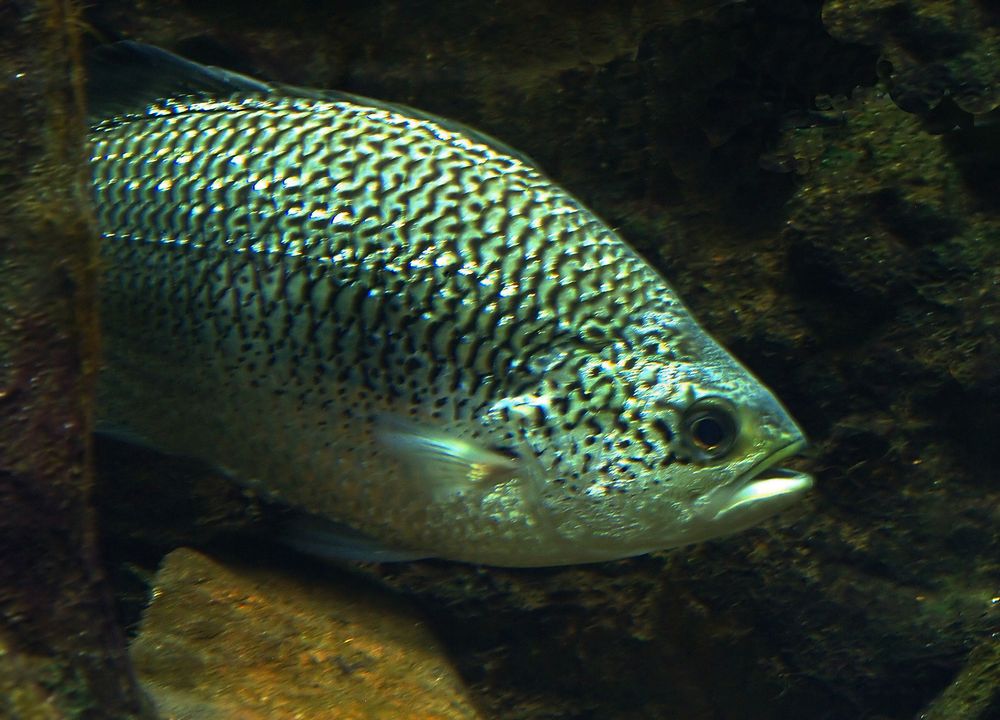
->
682, 398, 738, 460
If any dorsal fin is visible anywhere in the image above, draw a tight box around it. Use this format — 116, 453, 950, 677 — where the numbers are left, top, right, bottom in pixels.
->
87, 41, 541, 167
86, 41, 273, 122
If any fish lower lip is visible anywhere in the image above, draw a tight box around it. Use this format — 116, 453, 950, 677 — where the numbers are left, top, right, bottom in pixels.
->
704, 441, 814, 524
713, 468, 813, 520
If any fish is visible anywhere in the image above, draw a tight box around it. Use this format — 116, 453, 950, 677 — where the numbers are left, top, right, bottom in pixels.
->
87, 42, 813, 567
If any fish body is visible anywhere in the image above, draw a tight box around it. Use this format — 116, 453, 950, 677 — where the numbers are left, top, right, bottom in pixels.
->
89, 43, 812, 566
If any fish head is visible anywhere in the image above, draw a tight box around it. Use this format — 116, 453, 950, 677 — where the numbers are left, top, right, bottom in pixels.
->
483, 308, 813, 562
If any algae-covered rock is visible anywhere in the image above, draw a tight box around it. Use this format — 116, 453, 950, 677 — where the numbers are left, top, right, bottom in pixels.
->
920, 631, 1000, 720
0, 1, 154, 717
0, 635, 65, 720
131, 548, 481, 720
823, 0, 1000, 117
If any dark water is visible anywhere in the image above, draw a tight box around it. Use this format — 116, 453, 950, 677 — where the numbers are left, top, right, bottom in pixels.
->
76, 1, 1000, 719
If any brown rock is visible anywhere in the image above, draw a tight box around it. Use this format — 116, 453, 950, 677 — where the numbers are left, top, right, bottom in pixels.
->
0, 1, 154, 716
131, 549, 481, 720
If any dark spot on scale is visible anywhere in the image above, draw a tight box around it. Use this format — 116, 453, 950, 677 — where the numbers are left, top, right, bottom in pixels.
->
651, 418, 673, 444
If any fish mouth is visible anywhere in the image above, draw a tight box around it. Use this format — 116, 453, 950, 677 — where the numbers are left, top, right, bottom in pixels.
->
697, 440, 814, 532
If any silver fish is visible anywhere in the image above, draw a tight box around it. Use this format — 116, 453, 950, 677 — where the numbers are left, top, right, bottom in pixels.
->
89, 43, 812, 566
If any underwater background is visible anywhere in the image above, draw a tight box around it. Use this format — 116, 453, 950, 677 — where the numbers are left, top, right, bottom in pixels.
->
0, 0, 997, 718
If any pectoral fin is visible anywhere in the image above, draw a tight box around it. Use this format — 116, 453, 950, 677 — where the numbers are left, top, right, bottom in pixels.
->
378, 416, 518, 502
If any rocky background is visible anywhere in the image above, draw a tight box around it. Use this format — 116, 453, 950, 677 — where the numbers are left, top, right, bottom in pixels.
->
0, 2, 153, 718
84, 1, 999, 719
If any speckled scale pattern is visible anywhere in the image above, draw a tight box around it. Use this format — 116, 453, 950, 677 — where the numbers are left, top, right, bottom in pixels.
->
90, 92, 766, 564
93, 96, 671, 382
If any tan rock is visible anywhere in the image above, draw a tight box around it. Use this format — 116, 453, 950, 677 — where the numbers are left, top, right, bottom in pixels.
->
131, 548, 481, 720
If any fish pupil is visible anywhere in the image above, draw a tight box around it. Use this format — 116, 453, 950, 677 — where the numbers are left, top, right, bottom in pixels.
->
692, 416, 726, 449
